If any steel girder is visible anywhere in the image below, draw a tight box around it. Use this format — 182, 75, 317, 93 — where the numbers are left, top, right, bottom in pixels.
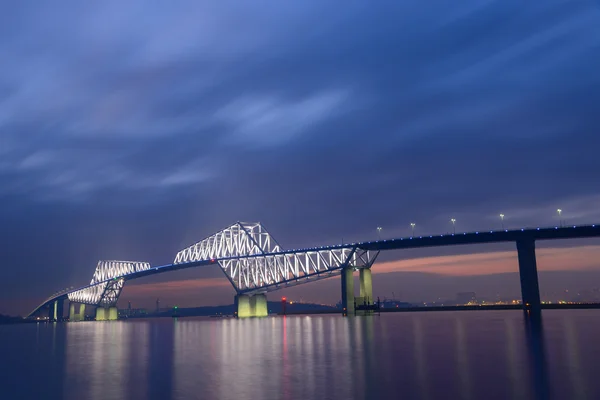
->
175, 222, 281, 263
67, 261, 150, 306
175, 222, 377, 293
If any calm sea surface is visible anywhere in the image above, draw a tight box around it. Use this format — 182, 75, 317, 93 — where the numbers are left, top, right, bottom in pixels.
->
1, 310, 599, 400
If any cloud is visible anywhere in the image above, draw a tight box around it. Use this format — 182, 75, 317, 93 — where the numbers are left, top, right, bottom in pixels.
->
1, 1, 600, 313
216, 89, 349, 147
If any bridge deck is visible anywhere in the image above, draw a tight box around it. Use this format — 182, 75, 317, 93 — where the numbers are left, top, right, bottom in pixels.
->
28, 224, 600, 317
358, 224, 600, 251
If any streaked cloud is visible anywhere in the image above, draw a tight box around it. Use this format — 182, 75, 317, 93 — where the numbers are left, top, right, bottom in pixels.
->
1, 1, 600, 314
218, 90, 349, 147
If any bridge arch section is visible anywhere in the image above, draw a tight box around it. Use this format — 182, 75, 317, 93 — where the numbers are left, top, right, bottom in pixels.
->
174, 221, 377, 295
67, 260, 151, 307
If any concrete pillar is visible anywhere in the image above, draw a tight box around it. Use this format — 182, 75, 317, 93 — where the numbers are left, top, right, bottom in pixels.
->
78, 304, 86, 321
252, 294, 268, 317
359, 268, 373, 304
341, 267, 354, 314
517, 239, 541, 314
56, 299, 64, 321
108, 307, 118, 321
236, 295, 252, 318
50, 299, 65, 321
69, 303, 77, 321
96, 307, 107, 321
52, 300, 58, 321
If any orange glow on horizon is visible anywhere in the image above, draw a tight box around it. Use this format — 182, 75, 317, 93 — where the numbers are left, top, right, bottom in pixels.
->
120, 245, 600, 296
374, 245, 600, 276
124, 277, 232, 296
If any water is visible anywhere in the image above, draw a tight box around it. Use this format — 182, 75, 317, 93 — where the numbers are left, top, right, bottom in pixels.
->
1, 310, 599, 400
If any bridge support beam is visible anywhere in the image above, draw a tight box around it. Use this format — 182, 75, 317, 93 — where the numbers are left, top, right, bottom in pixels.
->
356, 268, 374, 316
78, 304, 86, 321
235, 294, 268, 318
236, 295, 250, 318
108, 307, 118, 321
517, 238, 541, 314
341, 267, 354, 315
53, 299, 64, 321
95, 307, 107, 321
251, 294, 268, 317
69, 303, 79, 321
359, 268, 373, 304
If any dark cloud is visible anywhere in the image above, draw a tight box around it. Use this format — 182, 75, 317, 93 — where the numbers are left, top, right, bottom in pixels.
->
2, 1, 600, 314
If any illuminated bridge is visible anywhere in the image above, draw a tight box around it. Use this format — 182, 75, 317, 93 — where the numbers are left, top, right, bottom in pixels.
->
29, 222, 600, 320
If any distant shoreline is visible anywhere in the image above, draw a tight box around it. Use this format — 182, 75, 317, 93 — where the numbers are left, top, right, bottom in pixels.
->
6, 303, 600, 324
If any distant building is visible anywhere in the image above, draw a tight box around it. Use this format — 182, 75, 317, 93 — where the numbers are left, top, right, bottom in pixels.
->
118, 308, 147, 318
456, 292, 476, 305
380, 299, 412, 308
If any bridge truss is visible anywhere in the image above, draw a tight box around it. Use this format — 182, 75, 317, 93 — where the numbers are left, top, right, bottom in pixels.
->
67, 261, 151, 307
29, 222, 377, 317
175, 222, 377, 294
27, 222, 600, 319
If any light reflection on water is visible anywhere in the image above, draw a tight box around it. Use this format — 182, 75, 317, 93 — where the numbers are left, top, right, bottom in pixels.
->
1, 310, 600, 400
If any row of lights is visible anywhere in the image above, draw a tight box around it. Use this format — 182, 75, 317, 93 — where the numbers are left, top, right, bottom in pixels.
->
375, 224, 597, 243
206, 208, 585, 254
377, 209, 570, 238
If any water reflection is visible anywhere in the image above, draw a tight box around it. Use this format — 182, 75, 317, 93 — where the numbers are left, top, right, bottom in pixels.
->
562, 317, 587, 399
524, 313, 550, 400
454, 317, 472, 400
6, 311, 600, 399
413, 317, 430, 400
504, 316, 527, 399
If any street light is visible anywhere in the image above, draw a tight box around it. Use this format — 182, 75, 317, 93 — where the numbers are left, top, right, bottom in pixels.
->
377, 227, 382, 239
410, 223, 415, 237
500, 214, 505, 230
557, 209, 562, 227
450, 218, 456, 234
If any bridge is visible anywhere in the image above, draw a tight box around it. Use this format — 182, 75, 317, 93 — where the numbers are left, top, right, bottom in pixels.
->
28, 221, 600, 320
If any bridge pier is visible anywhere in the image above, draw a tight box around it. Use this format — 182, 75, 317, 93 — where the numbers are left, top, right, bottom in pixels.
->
341, 267, 354, 315
252, 294, 268, 317
359, 268, 373, 303
69, 303, 78, 321
517, 238, 542, 314
95, 307, 106, 321
108, 307, 118, 320
356, 268, 374, 315
95, 306, 118, 321
235, 294, 268, 318
69, 303, 86, 321
52, 299, 64, 321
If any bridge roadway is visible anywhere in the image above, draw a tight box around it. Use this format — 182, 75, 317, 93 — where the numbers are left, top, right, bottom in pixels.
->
30, 223, 600, 318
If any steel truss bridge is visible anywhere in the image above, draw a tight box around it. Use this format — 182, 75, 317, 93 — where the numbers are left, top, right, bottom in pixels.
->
29, 221, 600, 318
28, 222, 377, 317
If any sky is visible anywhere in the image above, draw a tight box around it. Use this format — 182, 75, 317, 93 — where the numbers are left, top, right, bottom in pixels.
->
1, 1, 600, 315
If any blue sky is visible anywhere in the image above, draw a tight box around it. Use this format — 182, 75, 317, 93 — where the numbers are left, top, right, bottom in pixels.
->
1, 1, 600, 314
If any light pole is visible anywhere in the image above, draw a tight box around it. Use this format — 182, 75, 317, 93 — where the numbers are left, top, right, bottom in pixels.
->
557, 209, 562, 227
377, 227, 382, 239
410, 223, 415, 237
450, 218, 456, 234
500, 214, 505, 230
